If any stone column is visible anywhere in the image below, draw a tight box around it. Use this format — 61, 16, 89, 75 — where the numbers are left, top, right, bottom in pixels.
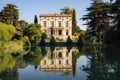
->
56, 29, 57, 36
56, 30, 58, 36
53, 30, 55, 35
55, 30, 56, 36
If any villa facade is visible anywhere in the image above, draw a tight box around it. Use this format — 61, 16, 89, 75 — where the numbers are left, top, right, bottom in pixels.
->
40, 14, 72, 40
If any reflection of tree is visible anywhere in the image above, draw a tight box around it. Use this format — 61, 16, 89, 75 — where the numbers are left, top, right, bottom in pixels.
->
0, 67, 18, 80
50, 45, 55, 59
0, 51, 15, 72
81, 46, 109, 80
23, 46, 44, 70
0, 51, 18, 80
41, 46, 47, 56
72, 47, 82, 77
104, 47, 120, 80
67, 45, 72, 53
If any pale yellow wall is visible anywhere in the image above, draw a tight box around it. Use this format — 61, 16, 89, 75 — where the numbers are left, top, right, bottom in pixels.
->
40, 14, 72, 40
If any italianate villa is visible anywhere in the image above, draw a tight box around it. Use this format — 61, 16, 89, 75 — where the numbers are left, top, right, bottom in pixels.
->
40, 14, 72, 40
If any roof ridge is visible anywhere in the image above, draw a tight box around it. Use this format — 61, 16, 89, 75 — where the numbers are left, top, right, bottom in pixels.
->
40, 14, 71, 17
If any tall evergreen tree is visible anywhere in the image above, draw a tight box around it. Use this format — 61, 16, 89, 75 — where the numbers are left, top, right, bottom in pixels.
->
82, 0, 110, 43
0, 4, 19, 26
60, 7, 81, 35
106, 0, 120, 44
34, 15, 38, 24
110, 0, 120, 30
72, 9, 78, 35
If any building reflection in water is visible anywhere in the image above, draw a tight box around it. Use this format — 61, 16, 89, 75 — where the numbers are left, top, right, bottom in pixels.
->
40, 47, 78, 73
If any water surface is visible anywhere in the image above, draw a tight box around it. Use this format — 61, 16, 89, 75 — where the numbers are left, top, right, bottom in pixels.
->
0, 46, 120, 80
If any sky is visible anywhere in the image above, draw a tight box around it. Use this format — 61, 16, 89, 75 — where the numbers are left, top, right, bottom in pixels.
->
0, 0, 111, 30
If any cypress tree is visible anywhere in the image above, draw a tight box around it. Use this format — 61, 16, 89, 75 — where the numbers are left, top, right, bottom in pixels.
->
72, 9, 77, 35
60, 7, 81, 35
34, 15, 38, 24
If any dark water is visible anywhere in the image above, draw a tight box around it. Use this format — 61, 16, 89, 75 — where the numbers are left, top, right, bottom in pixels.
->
0, 46, 120, 80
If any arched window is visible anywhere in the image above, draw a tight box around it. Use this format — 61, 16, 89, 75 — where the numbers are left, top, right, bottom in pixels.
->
66, 51, 69, 56
59, 52, 62, 58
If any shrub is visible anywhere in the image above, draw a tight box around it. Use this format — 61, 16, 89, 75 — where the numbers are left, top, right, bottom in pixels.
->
66, 36, 72, 45
40, 33, 47, 45
71, 36, 78, 41
90, 36, 97, 43
50, 36, 56, 45
77, 35, 84, 45
22, 36, 31, 46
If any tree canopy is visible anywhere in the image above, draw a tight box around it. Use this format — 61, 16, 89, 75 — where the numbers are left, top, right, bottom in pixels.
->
25, 24, 43, 40
60, 6, 73, 15
82, 0, 110, 43
60, 7, 81, 35
0, 22, 16, 41
0, 4, 19, 26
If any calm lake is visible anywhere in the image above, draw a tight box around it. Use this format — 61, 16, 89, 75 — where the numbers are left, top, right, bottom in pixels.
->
0, 46, 120, 80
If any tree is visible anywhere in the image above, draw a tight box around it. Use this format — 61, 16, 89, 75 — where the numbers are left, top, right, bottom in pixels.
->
0, 51, 15, 72
0, 22, 16, 41
72, 9, 80, 35
50, 36, 56, 45
18, 20, 28, 32
77, 34, 84, 45
17, 20, 28, 35
25, 24, 43, 40
60, 7, 81, 35
11, 20, 28, 40
66, 36, 72, 45
60, 6, 73, 15
0, 4, 19, 26
109, 0, 120, 44
34, 15, 38, 24
82, 0, 110, 43
40, 33, 47, 45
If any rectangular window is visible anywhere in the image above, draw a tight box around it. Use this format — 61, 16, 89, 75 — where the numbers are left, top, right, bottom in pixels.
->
66, 30, 68, 35
51, 21, 54, 27
51, 29, 53, 35
58, 21, 61, 27
43, 21, 46, 27
66, 21, 69, 27
44, 60, 46, 65
59, 30, 62, 35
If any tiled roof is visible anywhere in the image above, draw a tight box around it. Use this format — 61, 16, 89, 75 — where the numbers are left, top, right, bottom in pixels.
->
40, 14, 71, 17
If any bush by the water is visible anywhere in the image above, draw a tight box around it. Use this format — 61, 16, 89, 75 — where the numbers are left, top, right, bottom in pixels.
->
77, 35, 84, 45
50, 36, 56, 45
40, 33, 47, 45
66, 36, 72, 45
